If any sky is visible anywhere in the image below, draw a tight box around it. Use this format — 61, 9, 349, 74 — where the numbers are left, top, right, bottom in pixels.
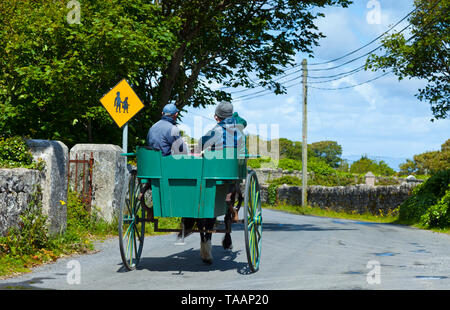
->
179, 0, 449, 169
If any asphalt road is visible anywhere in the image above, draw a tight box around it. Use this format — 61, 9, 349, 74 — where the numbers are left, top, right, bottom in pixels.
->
1, 209, 449, 290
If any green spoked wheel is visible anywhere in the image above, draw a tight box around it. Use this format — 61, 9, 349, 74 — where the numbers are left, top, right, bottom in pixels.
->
119, 170, 145, 271
244, 169, 262, 273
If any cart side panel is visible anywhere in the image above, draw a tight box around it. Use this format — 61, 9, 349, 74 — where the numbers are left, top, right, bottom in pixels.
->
159, 156, 203, 217
150, 179, 163, 217
136, 147, 162, 178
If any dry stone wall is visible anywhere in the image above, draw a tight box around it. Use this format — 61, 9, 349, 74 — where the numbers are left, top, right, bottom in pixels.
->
264, 183, 418, 215
0, 168, 42, 236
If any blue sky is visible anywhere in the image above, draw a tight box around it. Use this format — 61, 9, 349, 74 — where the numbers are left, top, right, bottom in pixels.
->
179, 0, 449, 169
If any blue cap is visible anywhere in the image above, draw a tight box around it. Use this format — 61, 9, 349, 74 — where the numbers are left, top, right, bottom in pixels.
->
162, 103, 179, 115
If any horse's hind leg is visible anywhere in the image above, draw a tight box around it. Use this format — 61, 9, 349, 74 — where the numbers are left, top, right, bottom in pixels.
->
198, 218, 215, 264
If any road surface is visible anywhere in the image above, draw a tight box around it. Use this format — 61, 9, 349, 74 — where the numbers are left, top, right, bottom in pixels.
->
1, 209, 449, 290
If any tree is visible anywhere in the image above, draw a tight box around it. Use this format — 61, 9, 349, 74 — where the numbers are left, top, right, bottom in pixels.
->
153, 0, 352, 110
309, 140, 342, 168
0, 0, 180, 148
366, 0, 449, 119
399, 139, 450, 175
0, 0, 352, 149
350, 155, 395, 176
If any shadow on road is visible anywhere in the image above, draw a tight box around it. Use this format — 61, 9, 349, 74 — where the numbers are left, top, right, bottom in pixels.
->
0, 277, 55, 290
117, 245, 252, 275
231, 222, 357, 232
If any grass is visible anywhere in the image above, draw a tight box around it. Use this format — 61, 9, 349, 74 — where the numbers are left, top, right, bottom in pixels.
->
264, 203, 398, 223
263, 203, 450, 234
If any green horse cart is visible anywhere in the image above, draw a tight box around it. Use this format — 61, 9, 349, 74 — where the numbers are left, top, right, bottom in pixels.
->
118, 146, 262, 272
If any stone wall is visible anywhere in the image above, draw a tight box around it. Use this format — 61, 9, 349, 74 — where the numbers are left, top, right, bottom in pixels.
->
0, 168, 42, 236
271, 183, 417, 215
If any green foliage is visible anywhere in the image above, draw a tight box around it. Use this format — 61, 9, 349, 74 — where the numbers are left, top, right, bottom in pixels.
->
399, 139, 450, 175
0, 0, 352, 150
399, 169, 450, 226
309, 140, 343, 168
421, 186, 450, 228
310, 171, 363, 187
350, 155, 395, 176
269, 176, 303, 186
277, 157, 336, 176
278, 158, 301, 171
0, 189, 113, 277
366, 0, 450, 119
267, 183, 279, 205
0, 189, 49, 257
308, 156, 336, 175
247, 157, 274, 169
0, 0, 180, 149
0, 136, 43, 169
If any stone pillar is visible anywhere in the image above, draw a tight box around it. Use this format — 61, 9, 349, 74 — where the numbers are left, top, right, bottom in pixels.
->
365, 171, 375, 186
0, 168, 42, 236
70, 144, 127, 223
26, 139, 68, 235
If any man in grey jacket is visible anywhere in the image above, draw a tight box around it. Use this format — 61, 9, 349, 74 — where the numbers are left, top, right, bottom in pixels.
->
146, 103, 187, 156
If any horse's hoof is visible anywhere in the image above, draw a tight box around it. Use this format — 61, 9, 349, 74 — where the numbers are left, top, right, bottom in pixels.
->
222, 234, 233, 250
202, 258, 213, 265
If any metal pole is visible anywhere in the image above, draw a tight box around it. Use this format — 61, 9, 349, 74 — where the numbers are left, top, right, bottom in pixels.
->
122, 123, 128, 154
302, 59, 308, 207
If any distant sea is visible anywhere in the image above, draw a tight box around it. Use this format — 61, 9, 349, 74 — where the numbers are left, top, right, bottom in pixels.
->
342, 155, 409, 172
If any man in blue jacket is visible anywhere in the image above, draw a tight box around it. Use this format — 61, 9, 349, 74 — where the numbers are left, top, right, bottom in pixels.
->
142, 103, 188, 222
146, 103, 187, 156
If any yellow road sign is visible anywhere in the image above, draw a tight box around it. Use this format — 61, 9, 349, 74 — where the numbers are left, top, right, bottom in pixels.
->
100, 79, 144, 128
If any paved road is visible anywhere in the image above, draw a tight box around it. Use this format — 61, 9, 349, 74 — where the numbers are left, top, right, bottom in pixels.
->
1, 209, 449, 290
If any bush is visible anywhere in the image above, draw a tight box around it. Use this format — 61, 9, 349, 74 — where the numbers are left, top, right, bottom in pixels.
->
350, 155, 395, 176
0, 136, 43, 169
277, 158, 301, 171
247, 157, 273, 169
308, 157, 336, 176
0, 189, 50, 257
421, 186, 450, 228
269, 175, 302, 186
398, 169, 450, 225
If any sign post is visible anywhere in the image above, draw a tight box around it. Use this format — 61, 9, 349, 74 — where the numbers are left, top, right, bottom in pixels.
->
99, 79, 144, 156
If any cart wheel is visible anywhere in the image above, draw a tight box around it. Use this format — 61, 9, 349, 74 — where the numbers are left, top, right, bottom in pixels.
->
244, 169, 262, 272
119, 170, 145, 271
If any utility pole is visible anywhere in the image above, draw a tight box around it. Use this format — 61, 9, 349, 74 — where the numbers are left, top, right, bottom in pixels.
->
301, 59, 308, 207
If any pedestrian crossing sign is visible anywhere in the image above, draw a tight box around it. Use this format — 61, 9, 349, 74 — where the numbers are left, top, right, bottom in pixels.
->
99, 79, 145, 128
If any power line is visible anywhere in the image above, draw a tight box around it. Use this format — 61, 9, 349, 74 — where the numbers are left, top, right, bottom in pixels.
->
308, 7, 417, 66
231, 0, 443, 100
229, 3, 420, 94
308, 71, 392, 90
228, 6, 417, 96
